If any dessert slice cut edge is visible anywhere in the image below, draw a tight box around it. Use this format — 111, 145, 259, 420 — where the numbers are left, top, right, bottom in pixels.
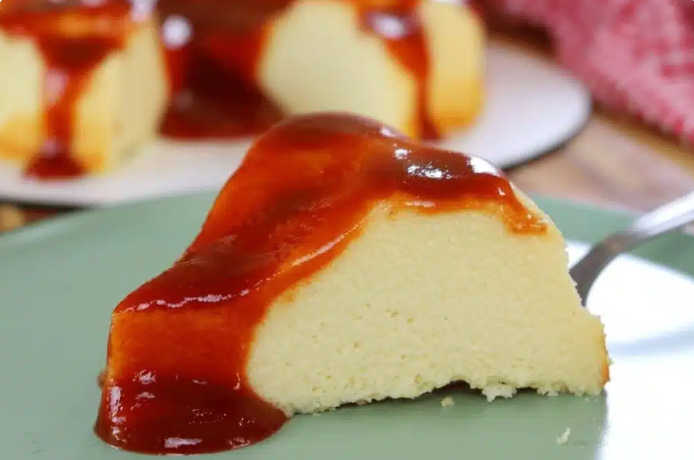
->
95, 112, 609, 455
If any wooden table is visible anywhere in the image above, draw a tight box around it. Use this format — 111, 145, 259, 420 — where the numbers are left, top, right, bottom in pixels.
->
2, 27, 694, 234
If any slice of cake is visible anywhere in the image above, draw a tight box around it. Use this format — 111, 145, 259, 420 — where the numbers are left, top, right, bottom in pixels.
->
257, 0, 484, 139
95, 112, 609, 455
0, 0, 484, 179
0, 0, 169, 179
159, 0, 485, 141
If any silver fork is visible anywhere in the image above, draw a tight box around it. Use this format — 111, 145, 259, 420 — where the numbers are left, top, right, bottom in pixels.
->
569, 191, 694, 305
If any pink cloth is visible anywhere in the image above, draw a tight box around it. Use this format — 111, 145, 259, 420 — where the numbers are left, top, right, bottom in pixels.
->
487, 0, 694, 144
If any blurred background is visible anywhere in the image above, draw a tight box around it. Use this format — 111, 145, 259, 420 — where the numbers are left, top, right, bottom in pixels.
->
0, 0, 693, 232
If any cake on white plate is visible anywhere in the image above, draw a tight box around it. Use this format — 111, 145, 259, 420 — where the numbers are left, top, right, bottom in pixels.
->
95, 112, 609, 455
256, 0, 484, 140
0, 0, 169, 177
0, 0, 485, 179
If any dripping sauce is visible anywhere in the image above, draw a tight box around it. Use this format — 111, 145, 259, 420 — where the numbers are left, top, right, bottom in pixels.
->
156, 0, 291, 139
0, 1, 132, 179
0, 0, 469, 178
360, 1, 438, 139
95, 112, 547, 455
158, 0, 439, 140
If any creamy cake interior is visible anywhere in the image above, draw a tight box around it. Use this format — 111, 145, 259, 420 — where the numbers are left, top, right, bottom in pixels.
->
95, 112, 609, 455
0, 0, 485, 180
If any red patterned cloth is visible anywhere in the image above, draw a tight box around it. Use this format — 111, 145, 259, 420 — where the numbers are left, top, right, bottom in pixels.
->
486, 0, 694, 144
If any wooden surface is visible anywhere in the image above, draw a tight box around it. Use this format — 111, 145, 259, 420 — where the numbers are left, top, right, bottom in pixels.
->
497, 28, 694, 214
2, 28, 694, 234
509, 109, 694, 212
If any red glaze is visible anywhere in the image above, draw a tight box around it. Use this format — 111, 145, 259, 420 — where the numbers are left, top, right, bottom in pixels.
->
360, 1, 437, 139
156, 0, 289, 139
158, 0, 440, 140
0, 0, 476, 178
95, 112, 546, 455
0, 0, 132, 179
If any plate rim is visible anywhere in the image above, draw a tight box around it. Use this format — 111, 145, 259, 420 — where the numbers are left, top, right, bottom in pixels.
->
0, 40, 593, 207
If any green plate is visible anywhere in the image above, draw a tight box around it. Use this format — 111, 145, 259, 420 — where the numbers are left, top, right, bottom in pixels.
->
1, 193, 693, 459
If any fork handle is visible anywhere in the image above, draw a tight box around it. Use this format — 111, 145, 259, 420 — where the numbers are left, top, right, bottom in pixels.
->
570, 190, 694, 304
615, 190, 694, 251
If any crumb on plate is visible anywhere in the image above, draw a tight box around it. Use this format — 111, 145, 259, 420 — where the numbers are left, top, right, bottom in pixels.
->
556, 428, 571, 445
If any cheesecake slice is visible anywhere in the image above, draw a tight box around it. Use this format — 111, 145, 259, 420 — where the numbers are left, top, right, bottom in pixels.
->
0, 0, 484, 179
257, 0, 484, 139
95, 112, 609, 455
159, 0, 485, 141
0, 0, 168, 178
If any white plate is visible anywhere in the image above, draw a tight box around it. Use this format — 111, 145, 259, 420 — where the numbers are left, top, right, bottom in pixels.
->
0, 42, 591, 207
566, 241, 694, 460
568, 243, 694, 349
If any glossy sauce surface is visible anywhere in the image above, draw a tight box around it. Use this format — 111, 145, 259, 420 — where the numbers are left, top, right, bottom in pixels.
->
95, 112, 546, 455
360, 1, 437, 139
0, 0, 132, 179
157, 0, 439, 140
0, 0, 460, 178
156, 0, 290, 139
